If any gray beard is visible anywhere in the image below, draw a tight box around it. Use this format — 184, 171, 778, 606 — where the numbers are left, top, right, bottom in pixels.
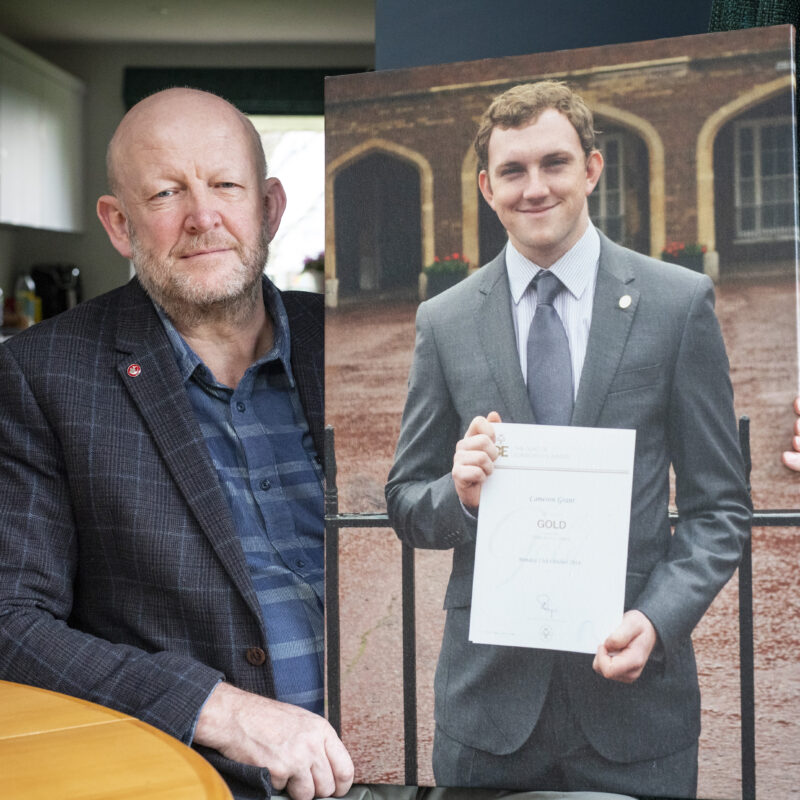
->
130, 222, 271, 329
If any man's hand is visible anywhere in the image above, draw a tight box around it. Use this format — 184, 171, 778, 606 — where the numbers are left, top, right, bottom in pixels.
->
194, 683, 354, 800
593, 609, 658, 684
781, 395, 800, 472
452, 411, 502, 511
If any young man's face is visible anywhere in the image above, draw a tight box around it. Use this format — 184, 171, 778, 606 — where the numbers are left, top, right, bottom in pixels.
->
479, 108, 603, 267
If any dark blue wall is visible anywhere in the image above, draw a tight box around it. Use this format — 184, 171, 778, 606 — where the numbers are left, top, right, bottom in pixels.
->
375, 0, 715, 70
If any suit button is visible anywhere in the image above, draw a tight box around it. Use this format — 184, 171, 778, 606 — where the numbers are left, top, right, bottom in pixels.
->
245, 646, 267, 666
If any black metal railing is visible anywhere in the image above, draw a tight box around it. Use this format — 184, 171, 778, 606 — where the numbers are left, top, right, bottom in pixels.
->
325, 417, 800, 797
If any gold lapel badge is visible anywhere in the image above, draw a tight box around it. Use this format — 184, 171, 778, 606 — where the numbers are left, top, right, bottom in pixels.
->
618, 294, 632, 309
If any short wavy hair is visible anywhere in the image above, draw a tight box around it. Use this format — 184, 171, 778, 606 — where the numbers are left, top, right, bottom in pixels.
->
474, 81, 597, 171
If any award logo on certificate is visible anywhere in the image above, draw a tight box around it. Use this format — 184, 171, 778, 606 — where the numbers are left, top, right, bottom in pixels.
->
469, 423, 636, 654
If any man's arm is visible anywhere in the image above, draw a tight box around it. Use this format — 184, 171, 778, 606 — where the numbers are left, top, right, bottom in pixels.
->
591, 275, 750, 682
195, 683, 353, 800
629, 276, 751, 658
782, 395, 800, 471
0, 344, 354, 800
386, 302, 492, 547
0, 343, 223, 742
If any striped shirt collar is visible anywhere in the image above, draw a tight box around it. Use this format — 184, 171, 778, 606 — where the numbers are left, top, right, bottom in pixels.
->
506, 222, 601, 305
154, 276, 295, 389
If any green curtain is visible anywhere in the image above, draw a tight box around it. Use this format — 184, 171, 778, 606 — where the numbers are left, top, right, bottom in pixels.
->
710, 0, 800, 198
122, 67, 366, 114
709, 0, 800, 30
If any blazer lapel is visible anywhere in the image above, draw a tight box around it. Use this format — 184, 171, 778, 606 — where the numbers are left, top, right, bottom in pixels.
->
478, 252, 535, 424
572, 233, 639, 428
281, 292, 324, 460
113, 280, 263, 623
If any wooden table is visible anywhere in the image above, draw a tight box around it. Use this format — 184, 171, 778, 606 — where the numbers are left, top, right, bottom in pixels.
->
0, 680, 233, 799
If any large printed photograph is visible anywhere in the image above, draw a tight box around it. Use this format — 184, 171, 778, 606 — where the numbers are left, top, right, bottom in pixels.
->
324, 25, 799, 799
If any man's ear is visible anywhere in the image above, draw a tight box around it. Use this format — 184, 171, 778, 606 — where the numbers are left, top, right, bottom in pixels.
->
263, 177, 287, 242
97, 195, 133, 259
585, 150, 604, 196
478, 170, 495, 209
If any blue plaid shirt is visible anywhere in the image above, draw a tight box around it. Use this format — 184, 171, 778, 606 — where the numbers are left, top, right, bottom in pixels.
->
156, 281, 324, 714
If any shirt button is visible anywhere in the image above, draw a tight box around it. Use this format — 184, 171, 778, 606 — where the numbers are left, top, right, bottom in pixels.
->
260, 479, 271, 491
245, 646, 267, 666
295, 559, 306, 569
236, 401, 246, 412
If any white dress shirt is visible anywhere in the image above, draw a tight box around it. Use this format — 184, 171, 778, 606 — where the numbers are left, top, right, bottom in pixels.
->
505, 223, 600, 399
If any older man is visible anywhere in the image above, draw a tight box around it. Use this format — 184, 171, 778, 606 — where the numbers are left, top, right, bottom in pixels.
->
386, 81, 751, 797
0, 88, 351, 800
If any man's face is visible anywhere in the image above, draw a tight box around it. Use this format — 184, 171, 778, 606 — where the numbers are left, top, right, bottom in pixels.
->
127, 203, 271, 320
99, 92, 285, 320
479, 108, 603, 267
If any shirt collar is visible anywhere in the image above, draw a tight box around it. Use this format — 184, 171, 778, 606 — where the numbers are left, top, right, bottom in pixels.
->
155, 276, 295, 388
506, 222, 600, 305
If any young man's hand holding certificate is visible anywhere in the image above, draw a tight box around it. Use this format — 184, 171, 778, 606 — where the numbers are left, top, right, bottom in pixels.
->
468, 421, 637, 661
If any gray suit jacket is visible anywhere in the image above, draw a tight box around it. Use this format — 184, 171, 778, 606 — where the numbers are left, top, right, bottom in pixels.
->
386, 233, 751, 764
0, 278, 324, 798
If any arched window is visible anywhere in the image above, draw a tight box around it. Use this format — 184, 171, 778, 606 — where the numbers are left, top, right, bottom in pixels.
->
589, 133, 625, 243
733, 116, 795, 241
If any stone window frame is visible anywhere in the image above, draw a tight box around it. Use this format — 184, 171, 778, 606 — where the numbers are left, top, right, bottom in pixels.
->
589, 132, 626, 244
732, 114, 796, 242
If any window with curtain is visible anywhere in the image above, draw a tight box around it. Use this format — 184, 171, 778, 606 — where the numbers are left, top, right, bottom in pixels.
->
734, 117, 795, 241
249, 114, 325, 290
589, 133, 625, 243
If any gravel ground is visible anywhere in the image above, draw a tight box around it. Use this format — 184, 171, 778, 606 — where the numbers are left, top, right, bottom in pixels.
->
325, 275, 799, 799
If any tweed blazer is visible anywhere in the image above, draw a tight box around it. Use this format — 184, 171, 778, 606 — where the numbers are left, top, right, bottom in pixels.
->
386, 233, 751, 765
0, 278, 323, 797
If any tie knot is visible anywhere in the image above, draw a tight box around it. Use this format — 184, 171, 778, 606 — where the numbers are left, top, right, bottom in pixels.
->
534, 270, 563, 307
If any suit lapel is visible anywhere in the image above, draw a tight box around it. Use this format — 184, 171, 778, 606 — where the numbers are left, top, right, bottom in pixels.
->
281, 291, 324, 460
572, 233, 639, 428
478, 252, 535, 424
113, 280, 263, 623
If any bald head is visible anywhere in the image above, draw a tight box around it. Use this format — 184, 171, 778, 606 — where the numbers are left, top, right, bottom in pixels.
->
106, 88, 267, 198
96, 85, 287, 329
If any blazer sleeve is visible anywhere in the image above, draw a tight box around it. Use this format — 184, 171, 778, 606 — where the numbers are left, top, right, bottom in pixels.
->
385, 301, 478, 549
633, 275, 752, 654
0, 344, 224, 744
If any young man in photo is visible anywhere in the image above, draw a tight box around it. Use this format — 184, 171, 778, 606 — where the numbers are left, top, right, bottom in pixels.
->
386, 81, 751, 798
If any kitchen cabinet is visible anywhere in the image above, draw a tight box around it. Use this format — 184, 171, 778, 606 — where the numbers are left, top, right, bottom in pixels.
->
0, 34, 84, 232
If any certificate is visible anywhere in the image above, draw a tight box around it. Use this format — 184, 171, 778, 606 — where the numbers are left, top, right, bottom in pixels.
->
469, 422, 636, 654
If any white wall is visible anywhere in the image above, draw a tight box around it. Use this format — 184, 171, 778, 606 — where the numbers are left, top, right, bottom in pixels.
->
0, 40, 373, 303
